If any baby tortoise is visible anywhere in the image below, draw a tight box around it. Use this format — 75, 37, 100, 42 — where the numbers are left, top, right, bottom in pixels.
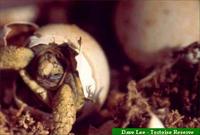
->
0, 22, 87, 135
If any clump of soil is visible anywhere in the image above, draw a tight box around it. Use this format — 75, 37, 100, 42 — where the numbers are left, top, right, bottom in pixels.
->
137, 42, 200, 127
115, 81, 151, 128
0, 108, 49, 135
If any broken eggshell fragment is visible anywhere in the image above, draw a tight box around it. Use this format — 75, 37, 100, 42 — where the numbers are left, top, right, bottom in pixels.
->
148, 112, 164, 128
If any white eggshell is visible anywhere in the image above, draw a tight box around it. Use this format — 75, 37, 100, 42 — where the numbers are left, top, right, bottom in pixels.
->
30, 24, 110, 106
148, 112, 164, 128
115, 0, 200, 66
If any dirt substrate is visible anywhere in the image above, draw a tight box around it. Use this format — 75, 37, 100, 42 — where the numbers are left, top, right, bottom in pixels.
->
0, 42, 199, 135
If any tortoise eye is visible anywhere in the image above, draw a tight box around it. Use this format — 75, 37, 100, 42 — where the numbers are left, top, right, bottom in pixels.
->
49, 74, 63, 80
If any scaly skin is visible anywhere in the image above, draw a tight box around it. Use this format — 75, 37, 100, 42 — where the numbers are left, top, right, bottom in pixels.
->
0, 46, 33, 70
52, 84, 76, 135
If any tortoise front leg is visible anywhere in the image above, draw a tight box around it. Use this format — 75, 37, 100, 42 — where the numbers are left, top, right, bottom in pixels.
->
52, 84, 76, 135
0, 46, 33, 70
